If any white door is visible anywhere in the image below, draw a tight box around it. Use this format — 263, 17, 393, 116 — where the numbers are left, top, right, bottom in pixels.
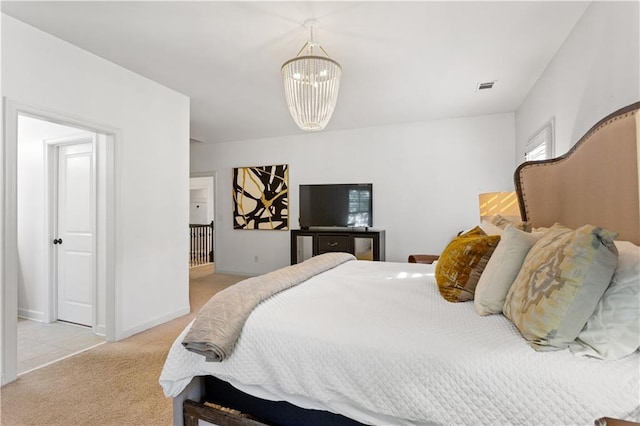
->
190, 201, 208, 224
56, 141, 95, 326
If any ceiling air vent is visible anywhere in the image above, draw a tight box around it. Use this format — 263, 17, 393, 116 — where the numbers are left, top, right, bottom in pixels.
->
477, 81, 496, 91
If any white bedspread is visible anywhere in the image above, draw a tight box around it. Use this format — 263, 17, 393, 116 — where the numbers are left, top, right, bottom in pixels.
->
160, 261, 640, 425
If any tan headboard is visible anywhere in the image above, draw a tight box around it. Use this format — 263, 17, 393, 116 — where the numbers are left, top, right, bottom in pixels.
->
515, 102, 640, 245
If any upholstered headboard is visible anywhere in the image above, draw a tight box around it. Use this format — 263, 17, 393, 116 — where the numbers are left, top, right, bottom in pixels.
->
515, 102, 640, 245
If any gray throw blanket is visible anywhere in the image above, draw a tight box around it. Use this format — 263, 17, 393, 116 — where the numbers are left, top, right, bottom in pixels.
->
182, 252, 356, 361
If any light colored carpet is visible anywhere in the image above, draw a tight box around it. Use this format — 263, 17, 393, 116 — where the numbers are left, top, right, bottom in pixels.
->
0, 269, 244, 426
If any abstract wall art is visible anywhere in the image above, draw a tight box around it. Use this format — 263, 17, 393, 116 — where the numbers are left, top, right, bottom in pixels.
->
232, 164, 289, 230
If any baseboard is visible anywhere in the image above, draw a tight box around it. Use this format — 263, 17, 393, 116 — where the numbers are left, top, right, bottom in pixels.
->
18, 308, 44, 322
118, 306, 190, 340
95, 324, 107, 336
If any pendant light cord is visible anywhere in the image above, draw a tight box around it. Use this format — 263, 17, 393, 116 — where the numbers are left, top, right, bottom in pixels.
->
293, 24, 333, 59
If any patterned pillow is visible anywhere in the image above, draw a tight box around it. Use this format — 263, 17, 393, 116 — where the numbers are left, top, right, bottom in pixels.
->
435, 226, 500, 302
503, 223, 618, 351
489, 214, 531, 232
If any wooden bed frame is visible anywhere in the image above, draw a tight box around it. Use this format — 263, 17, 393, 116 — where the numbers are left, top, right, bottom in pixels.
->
173, 101, 640, 426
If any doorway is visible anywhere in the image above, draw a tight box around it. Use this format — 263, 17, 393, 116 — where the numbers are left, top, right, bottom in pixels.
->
189, 175, 215, 272
16, 116, 105, 373
3, 103, 116, 384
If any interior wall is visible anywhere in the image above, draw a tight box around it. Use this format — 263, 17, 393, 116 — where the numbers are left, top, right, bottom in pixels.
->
16, 116, 94, 323
1, 10, 6, 385
2, 14, 191, 339
191, 113, 516, 276
516, 1, 640, 161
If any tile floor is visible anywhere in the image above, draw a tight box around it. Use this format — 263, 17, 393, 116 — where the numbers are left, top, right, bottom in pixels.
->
17, 318, 105, 375
16, 262, 213, 374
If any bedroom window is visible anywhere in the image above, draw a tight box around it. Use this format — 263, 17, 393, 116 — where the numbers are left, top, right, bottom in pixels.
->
525, 119, 554, 161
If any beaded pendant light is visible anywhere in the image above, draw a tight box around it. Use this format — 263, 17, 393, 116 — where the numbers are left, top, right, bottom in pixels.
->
281, 19, 342, 132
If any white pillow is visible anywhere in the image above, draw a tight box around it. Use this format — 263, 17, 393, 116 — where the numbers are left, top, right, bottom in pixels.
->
570, 240, 640, 360
474, 226, 543, 315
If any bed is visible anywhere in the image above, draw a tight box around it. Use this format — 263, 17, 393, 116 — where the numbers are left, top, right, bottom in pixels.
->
160, 102, 640, 426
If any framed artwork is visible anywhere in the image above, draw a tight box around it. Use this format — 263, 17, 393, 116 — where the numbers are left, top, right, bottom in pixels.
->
232, 164, 289, 230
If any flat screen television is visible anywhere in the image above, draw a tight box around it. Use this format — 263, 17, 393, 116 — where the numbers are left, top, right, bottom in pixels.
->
299, 183, 373, 228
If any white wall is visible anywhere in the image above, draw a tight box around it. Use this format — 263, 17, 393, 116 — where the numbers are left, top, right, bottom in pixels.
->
192, 113, 516, 275
516, 1, 640, 160
1, 11, 6, 385
2, 15, 190, 339
16, 116, 94, 322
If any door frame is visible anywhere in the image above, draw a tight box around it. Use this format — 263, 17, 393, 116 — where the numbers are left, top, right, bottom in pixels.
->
45, 136, 98, 330
2, 98, 118, 385
190, 172, 217, 265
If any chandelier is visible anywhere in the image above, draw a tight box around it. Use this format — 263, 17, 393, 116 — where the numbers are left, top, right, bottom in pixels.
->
281, 19, 342, 132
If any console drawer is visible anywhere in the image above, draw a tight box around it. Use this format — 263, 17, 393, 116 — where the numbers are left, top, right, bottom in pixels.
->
317, 235, 350, 253
291, 229, 385, 264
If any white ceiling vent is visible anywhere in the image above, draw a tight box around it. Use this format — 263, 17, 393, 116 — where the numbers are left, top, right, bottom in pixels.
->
477, 81, 496, 91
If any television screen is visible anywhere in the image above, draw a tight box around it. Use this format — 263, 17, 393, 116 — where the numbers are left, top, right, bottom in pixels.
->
299, 183, 372, 228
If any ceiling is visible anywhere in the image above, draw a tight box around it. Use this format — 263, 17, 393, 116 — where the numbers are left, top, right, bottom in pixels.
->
2, 1, 590, 143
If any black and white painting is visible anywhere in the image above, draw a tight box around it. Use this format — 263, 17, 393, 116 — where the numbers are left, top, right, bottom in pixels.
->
232, 164, 289, 230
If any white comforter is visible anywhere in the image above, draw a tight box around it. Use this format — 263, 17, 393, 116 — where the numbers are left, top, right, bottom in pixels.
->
160, 261, 640, 425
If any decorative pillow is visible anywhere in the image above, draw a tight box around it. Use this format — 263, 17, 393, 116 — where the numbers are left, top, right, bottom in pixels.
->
503, 223, 618, 351
489, 214, 531, 232
479, 220, 505, 236
435, 226, 500, 302
570, 241, 640, 359
474, 226, 543, 316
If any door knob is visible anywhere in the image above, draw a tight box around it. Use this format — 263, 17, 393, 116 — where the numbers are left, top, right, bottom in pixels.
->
53, 238, 63, 245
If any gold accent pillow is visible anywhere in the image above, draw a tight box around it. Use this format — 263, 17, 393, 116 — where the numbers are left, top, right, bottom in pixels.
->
503, 223, 618, 351
435, 227, 500, 302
